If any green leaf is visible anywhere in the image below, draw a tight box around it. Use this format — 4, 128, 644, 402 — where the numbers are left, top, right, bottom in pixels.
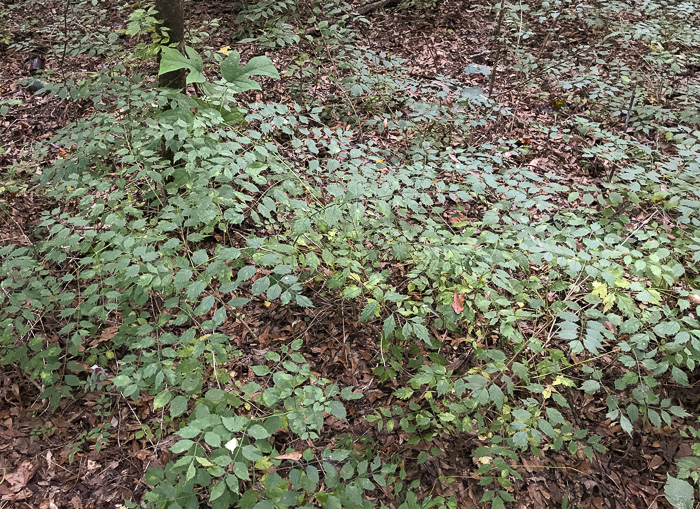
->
242, 445, 263, 461
266, 284, 282, 301
159, 45, 205, 84
654, 321, 681, 337
580, 380, 600, 393
220, 52, 280, 93
295, 294, 314, 307
324, 494, 342, 509
219, 247, 241, 260
538, 419, 556, 438
512, 408, 531, 421
482, 209, 499, 225
233, 461, 250, 480
170, 439, 194, 454
342, 285, 362, 299
546, 408, 564, 426
111, 375, 130, 388
465, 63, 491, 75
223, 416, 248, 432
237, 265, 256, 282
512, 431, 529, 448
672, 366, 690, 387
178, 425, 200, 439
412, 366, 435, 386
229, 297, 251, 307
153, 390, 172, 410
247, 424, 271, 440
489, 384, 504, 410
324, 205, 343, 226
252, 365, 270, 376
394, 387, 414, 399
326, 401, 346, 420
648, 409, 661, 428
412, 323, 431, 345
636, 289, 661, 304
341, 386, 363, 400
665, 475, 694, 509
205, 431, 222, 447
511, 362, 529, 383
206, 388, 226, 401
170, 396, 189, 418
191, 249, 208, 266
210, 480, 226, 502
383, 314, 396, 338
186, 280, 206, 300
359, 300, 379, 322
252, 276, 270, 296
620, 414, 633, 435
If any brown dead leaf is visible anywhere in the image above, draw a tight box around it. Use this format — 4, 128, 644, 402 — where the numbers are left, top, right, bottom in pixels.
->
3, 461, 38, 492
447, 212, 468, 225
648, 454, 664, 470
452, 290, 465, 314
688, 294, 700, 304
89, 325, 119, 347
274, 451, 303, 461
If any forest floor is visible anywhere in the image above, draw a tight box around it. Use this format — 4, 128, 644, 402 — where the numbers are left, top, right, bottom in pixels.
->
0, 0, 694, 508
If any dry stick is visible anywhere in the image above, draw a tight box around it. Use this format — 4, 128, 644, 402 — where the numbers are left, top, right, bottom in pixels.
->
487, 0, 508, 98
623, 83, 638, 132
356, 0, 400, 15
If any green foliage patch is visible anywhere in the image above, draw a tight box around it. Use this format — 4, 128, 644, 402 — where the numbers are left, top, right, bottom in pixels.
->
1, 0, 700, 507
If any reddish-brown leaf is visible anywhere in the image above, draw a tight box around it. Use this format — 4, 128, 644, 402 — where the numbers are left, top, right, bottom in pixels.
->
452, 290, 465, 314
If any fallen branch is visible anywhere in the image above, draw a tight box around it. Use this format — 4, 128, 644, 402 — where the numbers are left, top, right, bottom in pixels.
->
356, 0, 400, 15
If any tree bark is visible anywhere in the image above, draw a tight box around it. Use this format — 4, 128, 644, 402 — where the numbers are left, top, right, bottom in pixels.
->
155, 0, 186, 91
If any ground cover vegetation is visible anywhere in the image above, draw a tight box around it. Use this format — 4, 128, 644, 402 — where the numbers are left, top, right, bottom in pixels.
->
1, 0, 700, 507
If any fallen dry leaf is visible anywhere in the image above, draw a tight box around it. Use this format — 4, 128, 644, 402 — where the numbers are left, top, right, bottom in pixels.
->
274, 451, 303, 461
3, 461, 37, 492
452, 290, 465, 314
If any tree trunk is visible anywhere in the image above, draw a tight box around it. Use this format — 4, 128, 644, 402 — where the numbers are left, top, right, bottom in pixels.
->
155, 0, 186, 91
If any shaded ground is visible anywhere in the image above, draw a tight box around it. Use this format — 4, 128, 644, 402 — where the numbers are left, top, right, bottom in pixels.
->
0, 0, 695, 507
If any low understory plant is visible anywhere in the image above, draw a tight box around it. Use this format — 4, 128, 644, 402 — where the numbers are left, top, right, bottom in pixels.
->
2, 0, 700, 508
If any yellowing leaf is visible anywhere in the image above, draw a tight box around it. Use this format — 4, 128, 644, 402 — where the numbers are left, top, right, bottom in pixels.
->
254, 457, 273, 471
591, 281, 607, 299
